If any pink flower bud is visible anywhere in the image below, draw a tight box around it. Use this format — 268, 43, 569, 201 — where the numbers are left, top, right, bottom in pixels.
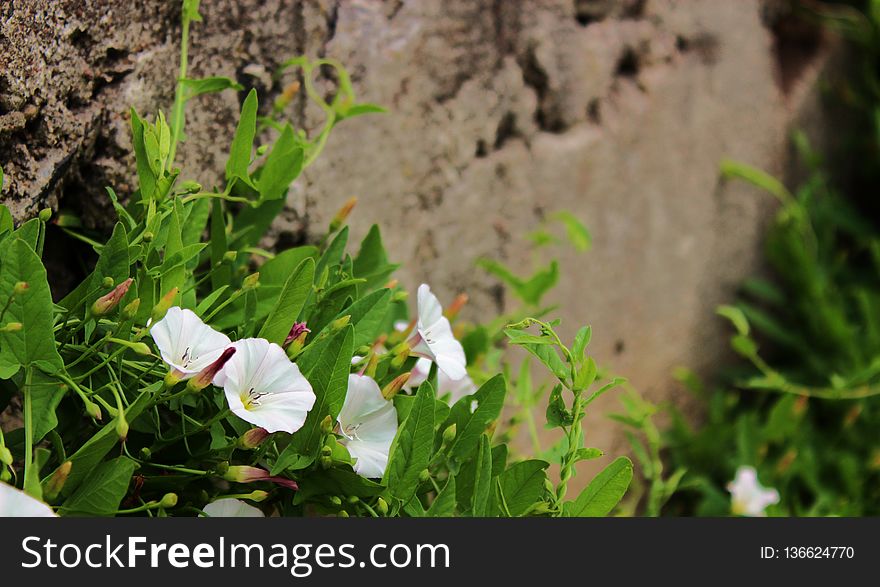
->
91, 278, 133, 316
223, 465, 299, 491
187, 346, 236, 392
283, 322, 311, 349
238, 427, 270, 449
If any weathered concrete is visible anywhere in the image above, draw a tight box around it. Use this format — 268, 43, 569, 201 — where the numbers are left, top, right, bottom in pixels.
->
1, 1, 835, 485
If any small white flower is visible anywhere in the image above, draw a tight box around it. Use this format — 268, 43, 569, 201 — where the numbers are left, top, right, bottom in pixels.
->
727, 466, 780, 517
202, 498, 264, 518
215, 338, 316, 434
0, 482, 57, 517
338, 374, 398, 479
150, 306, 231, 379
407, 284, 466, 381
408, 357, 477, 404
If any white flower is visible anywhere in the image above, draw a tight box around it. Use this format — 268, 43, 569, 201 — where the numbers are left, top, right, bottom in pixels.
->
150, 306, 231, 379
727, 466, 780, 517
202, 498, 264, 518
338, 374, 398, 478
0, 482, 57, 517
215, 338, 316, 434
408, 357, 477, 404
407, 284, 466, 381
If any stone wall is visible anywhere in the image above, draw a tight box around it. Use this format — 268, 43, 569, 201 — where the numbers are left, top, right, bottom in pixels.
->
1, 1, 835, 483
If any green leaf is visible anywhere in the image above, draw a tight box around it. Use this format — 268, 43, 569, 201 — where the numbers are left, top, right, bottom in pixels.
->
425, 476, 456, 517
130, 109, 157, 201
226, 89, 258, 182
259, 247, 319, 285
53, 386, 154, 498
258, 124, 304, 201
546, 384, 573, 428
353, 225, 399, 291
572, 326, 592, 360
210, 199, 231, 291
330, 288, 391, 348
442, 374, 506, 463
575, 447, 604, 462
258, 258, 314, 345
0, 204, 12, 236
551, 211, 591, 251
386, 381, 435, 501
563, 456, 633, 517
29, 371, 67, 442
181, 76, 243, 100
470, 434, 493, 516
61, 457, 137, 516
0, 238, 64, 375
503, 329, 555, 346
717, 305, 750, 336
720, 159, 793, 204
495, 460, 549, 516
281, 327, 353, 458
292, 468, 383, 504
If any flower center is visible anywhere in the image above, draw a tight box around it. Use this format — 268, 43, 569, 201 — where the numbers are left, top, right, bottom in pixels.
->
341, 422, 362, 441
242, 387, 268, 410
180, 346, 198, 368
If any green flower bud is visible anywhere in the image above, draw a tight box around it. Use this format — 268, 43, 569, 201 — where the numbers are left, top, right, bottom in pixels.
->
329, 496, 342, 506
320, 415, 334, 435
442, 423, 457, 445
179, 180, 202, 193
392, 290, 409, 303
84, 399, 102, 421
347, 495, 359, 505
38, 208, 52, 222
139, 447, 152, 461
418, 469, 431, 483
122, 298, 141, 320
43, 461, 72, 502
222, 250, 238, 263
330, 315, 351, 331
151, 287, 178, 322
102, 276, 115, 288
245, 490, 269, 502
242, 272, 260, 291
337, 510, 349, 518
116, 414, 129, 441
320, 445, 333, 457
0, 322, 22, 332
0, 446, 13, 466
376, 497, 389, 516
142, 231, 154, 243
160, 493, 178, 508
320, 455, 333, 469
13, 281, 29, 295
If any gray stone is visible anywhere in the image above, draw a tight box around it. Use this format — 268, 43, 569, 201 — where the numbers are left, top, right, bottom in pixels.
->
1, 0, 837, 487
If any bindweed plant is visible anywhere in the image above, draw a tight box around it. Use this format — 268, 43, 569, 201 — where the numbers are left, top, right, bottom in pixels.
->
0, 0, 630, 518
661, 139, 880, 516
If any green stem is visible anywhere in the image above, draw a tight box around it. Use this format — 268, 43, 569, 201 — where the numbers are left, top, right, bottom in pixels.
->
167, 6, 191, 170
22, 367, 40, 498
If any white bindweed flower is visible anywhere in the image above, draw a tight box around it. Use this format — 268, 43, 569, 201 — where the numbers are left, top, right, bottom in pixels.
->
727, 466, 780, 517
407, 284, 466, 381
215, 338, 316, 434
150, 306, 231, 380
408, 357, 477, 404
337, 374, 398, 479
202, 498, 264, 518
0, 482, 57, 517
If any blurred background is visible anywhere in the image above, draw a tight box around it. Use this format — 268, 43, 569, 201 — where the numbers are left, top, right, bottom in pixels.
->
2, 0, 877, 514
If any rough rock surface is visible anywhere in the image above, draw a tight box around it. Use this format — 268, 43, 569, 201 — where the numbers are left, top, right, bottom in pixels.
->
1, 1, 835, 484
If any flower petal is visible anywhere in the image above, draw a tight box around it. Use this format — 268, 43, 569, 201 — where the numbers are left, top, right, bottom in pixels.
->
219, 338, 316, 434
150, 307, 231, 377
338, 374, 388, 429
201, 498, 264, 518
347, 439, 391, 479
417, 284, 444, 327
0, 482, 57, 517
